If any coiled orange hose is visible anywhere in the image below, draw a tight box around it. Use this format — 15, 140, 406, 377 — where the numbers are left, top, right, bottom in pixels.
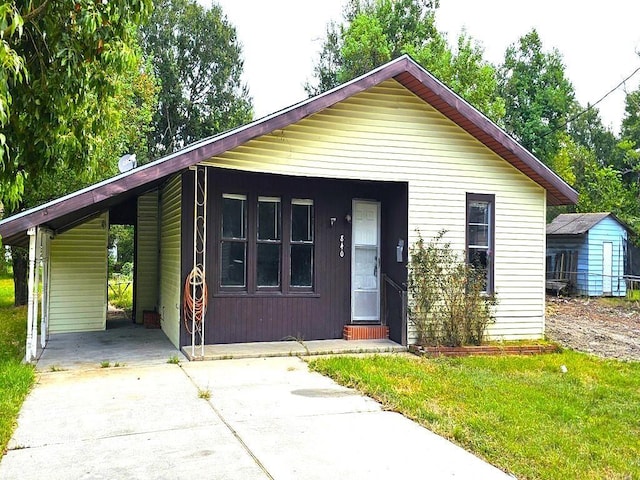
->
183, 266, 208, 335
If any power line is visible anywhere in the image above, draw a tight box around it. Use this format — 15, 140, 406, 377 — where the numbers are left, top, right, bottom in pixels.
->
542, 65, 640, 137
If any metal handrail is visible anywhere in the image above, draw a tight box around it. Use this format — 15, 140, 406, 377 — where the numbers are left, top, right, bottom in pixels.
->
382, 274, 408, 345
383, 273, 406, 293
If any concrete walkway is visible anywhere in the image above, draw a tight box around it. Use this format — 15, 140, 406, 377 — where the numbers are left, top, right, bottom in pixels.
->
1, 355, 513, 479
182, 338, 406, 361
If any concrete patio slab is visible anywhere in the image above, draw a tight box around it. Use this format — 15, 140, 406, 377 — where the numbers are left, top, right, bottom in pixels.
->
36, 320, 185, 372
182, 338, 406, 361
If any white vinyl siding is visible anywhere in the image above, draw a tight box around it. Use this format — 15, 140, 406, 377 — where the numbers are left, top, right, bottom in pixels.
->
202, 79, 547, 340
48, 213, 108, 333
135, 191, 159, 323
159, 175, 182, 347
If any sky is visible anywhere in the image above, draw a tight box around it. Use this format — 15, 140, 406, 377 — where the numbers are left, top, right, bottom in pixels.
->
213, 0, 640, 134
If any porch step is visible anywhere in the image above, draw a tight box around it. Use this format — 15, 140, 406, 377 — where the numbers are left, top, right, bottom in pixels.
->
343, 325, 389, 341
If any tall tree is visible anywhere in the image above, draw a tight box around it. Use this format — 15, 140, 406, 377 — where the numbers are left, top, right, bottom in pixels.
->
568, 106, 621, 168
621, 88, 640, 144
0, 0, 152, 209
140, 0, 253, 156
498, 29, 576, 164
306, 0, 504, 122
10, 52, 158, 306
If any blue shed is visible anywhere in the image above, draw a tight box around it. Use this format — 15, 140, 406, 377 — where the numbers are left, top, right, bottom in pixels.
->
546, 213, 628, 297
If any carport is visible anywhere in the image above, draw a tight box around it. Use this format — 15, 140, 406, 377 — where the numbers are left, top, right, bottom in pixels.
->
0, 165, 179, 363
35, 316, 186, 371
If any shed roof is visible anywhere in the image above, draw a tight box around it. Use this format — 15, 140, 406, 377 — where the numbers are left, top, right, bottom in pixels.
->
546, 212, 627, 235
0, 55, 578, 245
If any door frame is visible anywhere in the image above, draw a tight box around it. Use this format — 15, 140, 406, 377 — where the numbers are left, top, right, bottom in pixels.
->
351, 199, 381, 323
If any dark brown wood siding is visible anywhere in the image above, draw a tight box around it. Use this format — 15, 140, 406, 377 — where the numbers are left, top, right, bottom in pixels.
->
179, 167, 407, 345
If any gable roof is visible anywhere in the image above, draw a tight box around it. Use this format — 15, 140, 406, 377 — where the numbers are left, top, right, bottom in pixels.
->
0, 55, 577, 245
547, 212, 628, 235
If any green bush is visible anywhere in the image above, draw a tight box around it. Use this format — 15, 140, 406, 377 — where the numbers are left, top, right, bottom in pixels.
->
408, 230, 496, 346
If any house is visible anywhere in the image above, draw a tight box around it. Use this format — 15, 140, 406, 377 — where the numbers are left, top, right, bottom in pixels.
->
546, 212, 629, 297
0, 55, 577, 362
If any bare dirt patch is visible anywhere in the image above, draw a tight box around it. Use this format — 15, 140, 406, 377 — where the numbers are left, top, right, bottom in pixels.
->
546, 296, 640, 361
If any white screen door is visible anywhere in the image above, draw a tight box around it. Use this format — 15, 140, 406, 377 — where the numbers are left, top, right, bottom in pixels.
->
603, 242, 613, 295
351, 200, 381, 322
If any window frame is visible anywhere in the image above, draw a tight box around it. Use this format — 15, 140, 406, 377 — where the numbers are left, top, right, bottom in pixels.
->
256, 196, 282, 290
217, 192, 316, 296
465, 193, 495, 294
289, 199, 314, 291
220, 193, 248, 289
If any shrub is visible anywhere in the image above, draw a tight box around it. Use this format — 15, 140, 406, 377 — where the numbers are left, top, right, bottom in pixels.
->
408, 230, 496, 346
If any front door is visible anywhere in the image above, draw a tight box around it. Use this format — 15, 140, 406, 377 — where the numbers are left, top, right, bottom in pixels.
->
351, 200, 381, 322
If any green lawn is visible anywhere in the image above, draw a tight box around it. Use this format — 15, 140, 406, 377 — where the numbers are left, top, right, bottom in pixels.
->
310, 353, 640, 480
108, 278, 133, 311
0, 276, 35, 457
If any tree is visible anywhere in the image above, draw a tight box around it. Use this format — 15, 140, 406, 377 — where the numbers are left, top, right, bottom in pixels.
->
0, 0, 152, 209
498, 29, 576, 165
0, 0, 152, 305
621, 88, 640, 144
140, 0, 253, 156
306, 0, 504, 122
618, 87, 640, 185
9, 51, 158, 306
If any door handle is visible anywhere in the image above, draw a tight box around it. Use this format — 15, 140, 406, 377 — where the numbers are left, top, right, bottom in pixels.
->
374, 256, 378, 277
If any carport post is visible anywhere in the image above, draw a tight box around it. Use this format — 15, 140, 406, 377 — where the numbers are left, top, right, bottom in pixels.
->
40, 228, 52, 349
25, 227, 40, 363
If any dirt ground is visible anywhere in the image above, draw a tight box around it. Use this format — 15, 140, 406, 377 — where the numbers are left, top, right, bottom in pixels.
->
546, 296, 640, 361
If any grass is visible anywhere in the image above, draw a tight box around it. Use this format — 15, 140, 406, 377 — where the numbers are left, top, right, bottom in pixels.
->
310, 353, 640, 480
198, 387, 211, 400
625, 289, 640, 301
0, 275, 35, 457
107, 278, 133, 310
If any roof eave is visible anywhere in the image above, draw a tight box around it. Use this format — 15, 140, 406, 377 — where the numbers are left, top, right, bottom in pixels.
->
0, 54, 578, 242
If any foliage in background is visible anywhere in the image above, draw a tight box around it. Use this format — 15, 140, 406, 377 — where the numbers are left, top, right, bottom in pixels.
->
311, 354, 640, 480
108, 225, 134, 275
0, 275, 34, 457
306, 0, 504, 122
408, 230, 496, 346
8, 50, 158, 306
108, 277, 133, 310
309, 5, 640, 238
140, 0, 253, 157
0, 0, 152, 209
498, 29, 576, 165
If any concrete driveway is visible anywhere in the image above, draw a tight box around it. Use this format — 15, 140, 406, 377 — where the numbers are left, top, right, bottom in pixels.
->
1, 356, 513, 479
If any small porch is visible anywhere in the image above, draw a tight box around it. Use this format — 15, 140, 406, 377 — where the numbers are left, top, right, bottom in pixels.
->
33, 318, 405, 371
181, 338, 406, 361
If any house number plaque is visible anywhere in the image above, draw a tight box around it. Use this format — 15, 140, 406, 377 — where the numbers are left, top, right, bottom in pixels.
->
339, 234, 345, 257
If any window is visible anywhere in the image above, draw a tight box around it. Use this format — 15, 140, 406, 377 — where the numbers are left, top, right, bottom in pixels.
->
219, 194, 315, 294
257, 197, 281, 287
291, 199, 314, 288
466, 193, 494, 293
221, 194, 246, 287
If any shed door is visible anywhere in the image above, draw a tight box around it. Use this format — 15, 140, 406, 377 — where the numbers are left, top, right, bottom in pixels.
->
351, 200, 381, 322
603, 242, 613, 295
